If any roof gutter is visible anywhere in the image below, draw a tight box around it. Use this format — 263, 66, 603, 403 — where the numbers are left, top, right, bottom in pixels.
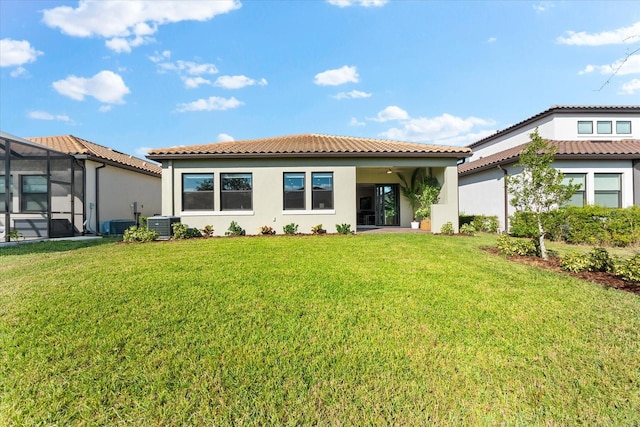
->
146, 151, 473, 161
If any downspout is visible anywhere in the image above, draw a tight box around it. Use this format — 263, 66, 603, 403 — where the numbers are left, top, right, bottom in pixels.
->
169, 160, 175, 216
3, 138, 10, 242
95, 162, 106, 234
498, 165, 508, 232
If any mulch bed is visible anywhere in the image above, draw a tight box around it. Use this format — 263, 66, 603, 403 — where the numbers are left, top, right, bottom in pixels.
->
483, 247, 640, 296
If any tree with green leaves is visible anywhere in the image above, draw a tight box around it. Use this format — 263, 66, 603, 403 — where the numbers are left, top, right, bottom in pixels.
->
506, 129, 581, 260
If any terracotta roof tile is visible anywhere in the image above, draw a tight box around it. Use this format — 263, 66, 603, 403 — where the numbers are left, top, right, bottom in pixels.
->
147, 133, 471, 159
27, 135, 161, 176
458, 139, 640, 176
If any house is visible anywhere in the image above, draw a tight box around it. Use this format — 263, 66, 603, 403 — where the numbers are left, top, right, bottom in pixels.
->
146, 134, 471, 235
458, 106, 640, 231
0, 132, 162, 241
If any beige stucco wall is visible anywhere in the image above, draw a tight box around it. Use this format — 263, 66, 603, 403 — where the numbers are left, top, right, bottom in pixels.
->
85, 160, 161, 232
161, 157, 462, 235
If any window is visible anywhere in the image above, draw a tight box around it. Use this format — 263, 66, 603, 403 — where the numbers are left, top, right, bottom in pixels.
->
221, 173, 252, 210
562, 173, 586, 207
283, 172, 305, 210
594, 173, 621, 208
597, 121, 612, 134
0, 175, 12, 212
616, 121, 631, 134
21, 175, 47, 212
312, 172, 333, 210
183, 173, 214, 210
578, 121, 593, 134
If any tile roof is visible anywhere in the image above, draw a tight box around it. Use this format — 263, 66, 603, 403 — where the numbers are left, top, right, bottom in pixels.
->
458, 139, 640, 176
468, 105, 640, 148
27, 135, 161, 176
147, 133, 472, 159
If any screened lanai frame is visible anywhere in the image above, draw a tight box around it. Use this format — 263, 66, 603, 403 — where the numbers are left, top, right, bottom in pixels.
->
1, 131, 84, 242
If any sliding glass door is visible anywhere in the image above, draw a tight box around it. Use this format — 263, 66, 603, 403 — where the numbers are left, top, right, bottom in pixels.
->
375, 184, 399, 226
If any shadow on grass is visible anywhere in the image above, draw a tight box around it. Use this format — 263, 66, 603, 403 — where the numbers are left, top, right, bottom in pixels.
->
0, 237, 118, 256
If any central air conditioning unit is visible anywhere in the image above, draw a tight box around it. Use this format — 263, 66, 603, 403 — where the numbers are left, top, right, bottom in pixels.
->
147, 216, 181, 238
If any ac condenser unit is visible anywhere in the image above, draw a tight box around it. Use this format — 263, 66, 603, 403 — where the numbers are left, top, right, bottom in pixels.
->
147, 216, 180, 238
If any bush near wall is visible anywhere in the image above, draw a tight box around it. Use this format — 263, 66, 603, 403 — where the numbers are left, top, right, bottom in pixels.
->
510, 206, 640, 247
459, 215, 499, 233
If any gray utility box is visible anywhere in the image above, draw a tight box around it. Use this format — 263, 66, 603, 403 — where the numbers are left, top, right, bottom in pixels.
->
147, 216, 181, 238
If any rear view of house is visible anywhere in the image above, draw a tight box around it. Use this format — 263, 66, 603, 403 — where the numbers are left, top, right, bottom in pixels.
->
147, 133, 471, 235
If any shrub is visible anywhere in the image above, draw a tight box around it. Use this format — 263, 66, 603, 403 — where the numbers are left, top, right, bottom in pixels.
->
560, 253, 591, 273
336, 224, 353, 235
139, 216, 148, 228
201, 225, 214, 238
470, 215, 499, 233
225, 221, 245, 236
172, 222, 202, 239
7, 229, 22, 241
123, 226, 158, 243
496, 235, 538, 257
259, 225, 276, 235
459, 223, 476, 235
614, 255, 640, 283
311, 224, 326, 235
586, 247, 614, 273
283, 223, 299, 235
440, 222, 454, 234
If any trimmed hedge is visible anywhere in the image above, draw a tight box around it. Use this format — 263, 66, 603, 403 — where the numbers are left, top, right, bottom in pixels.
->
510, 206, 640, 247
459, 214, 499, 233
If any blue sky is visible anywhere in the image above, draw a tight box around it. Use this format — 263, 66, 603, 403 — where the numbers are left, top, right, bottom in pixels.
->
1, 0, 639, 158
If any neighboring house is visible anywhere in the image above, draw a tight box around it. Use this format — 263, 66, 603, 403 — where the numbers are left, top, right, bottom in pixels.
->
458, 106, 640, 231
2, 131, 162, 241
19, 134, 161, 237
146, 133, 471, 235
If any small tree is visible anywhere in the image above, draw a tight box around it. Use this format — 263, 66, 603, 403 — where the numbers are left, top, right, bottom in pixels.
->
506, 129, 580, 260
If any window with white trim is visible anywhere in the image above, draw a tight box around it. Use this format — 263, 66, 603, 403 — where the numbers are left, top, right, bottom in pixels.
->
594, 173, 621, 208
283, 172, 305, 210
578, 121, 593, 134
312, 172, 333, 210
182, 173, 214, 211
562, 173, 586, 207
616, 121, 631, 134
221, 173, 252, 210
597, 121, 612, 134
21, 175, 47, 212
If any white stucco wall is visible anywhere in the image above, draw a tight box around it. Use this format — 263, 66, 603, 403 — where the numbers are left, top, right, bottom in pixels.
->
85, 160, 161, 232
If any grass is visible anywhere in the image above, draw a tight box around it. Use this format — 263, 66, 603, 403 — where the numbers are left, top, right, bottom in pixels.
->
1, 234, 639, 425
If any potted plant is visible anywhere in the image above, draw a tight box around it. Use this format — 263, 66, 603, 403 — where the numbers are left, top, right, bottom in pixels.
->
415, 177, 440, 231
398, 168, 426, 229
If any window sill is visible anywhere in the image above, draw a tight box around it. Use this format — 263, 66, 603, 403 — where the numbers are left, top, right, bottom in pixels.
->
282, 210, 336, 215
181, 210, 254, 216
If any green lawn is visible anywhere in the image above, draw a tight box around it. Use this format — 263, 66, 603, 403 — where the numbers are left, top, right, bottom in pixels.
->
1, 234, 639, 425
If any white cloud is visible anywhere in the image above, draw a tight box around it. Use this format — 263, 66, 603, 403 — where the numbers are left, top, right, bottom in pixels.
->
217, 133, 235, 142
10, 67, 28, 78
379, 112, 496, 145
368, 105, 409, 122
349, 117, 366, 126
557, 21, 640, 46
184, 77, 212, 89
214, 75, 268, 89
620, 78, 640, 95
176, 96, 243, 112
327, 0, 388, 7
42, 0, 242, 53
52, 70, 130, 104
579, 54, 640, 76
333, 90, 372, 100
157, 59, 218, 75
27, 110, 74, 123
135, 146, 153, 157
98, 105, 112, 112
487, 37, 497, 43
0, 38, 43, 67
532, 2, 554, 13
314, 65, 359, 86
149, 50, 171, 63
